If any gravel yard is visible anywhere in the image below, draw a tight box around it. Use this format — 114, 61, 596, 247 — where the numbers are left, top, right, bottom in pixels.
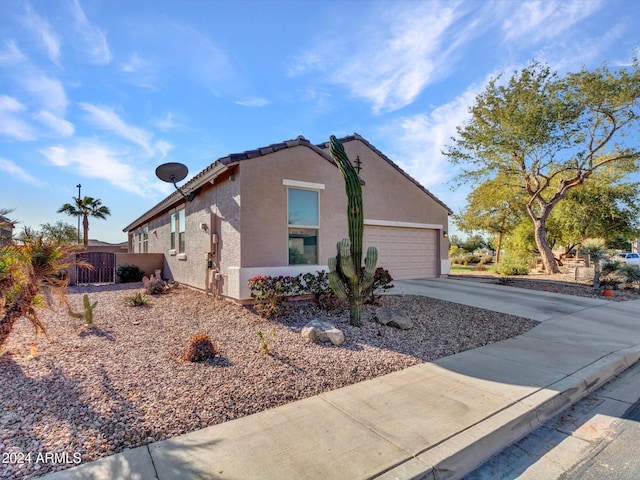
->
449, 270, 640, 302
1, 283, 538, 480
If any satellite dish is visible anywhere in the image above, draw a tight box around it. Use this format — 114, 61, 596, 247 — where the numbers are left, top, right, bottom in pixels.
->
155, 162, 188, 183
155, 162, 195, 201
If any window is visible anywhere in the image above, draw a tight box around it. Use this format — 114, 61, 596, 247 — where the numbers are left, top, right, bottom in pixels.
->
170, 209, 186, 254
178, 209, 186, 253
170, 214, 176, 251
142, 227, 148, 253
288, 188, 319, 265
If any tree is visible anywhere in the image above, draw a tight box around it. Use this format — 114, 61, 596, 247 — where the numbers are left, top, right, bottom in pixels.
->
1, 227, 86, 348
57, 196, 111, 246
38, 221, 79, 246
444, 60, 640, 273
549, 168, 640, 251
454, 177, 527, 262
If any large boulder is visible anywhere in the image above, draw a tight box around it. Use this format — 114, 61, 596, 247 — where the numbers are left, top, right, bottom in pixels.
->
376, 307, 413, 330
301, 319, 345, 346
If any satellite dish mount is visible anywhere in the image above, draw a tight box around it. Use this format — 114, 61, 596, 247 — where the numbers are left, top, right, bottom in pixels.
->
155, 162, 196, 202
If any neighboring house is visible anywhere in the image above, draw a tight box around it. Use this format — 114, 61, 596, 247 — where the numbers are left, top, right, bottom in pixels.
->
85, 239, 129, 254
123, 134, 452, 301
632, 239, 640, 254
0, 215, 14, 244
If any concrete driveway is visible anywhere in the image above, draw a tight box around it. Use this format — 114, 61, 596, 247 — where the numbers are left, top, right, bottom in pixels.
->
392, 277, 609, 322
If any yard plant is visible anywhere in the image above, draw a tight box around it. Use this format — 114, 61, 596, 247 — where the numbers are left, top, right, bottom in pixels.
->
327, 135, 378, 326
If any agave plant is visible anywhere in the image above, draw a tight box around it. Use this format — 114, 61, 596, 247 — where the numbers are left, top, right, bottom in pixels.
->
0, 227, 88, 348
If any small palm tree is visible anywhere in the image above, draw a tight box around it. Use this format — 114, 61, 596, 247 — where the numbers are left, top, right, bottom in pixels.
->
57, 196, 111, 246
581, 238, 606, 290
0, 228, 87, 348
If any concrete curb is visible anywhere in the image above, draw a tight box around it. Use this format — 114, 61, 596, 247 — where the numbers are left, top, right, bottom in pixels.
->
376, 349, 640, 480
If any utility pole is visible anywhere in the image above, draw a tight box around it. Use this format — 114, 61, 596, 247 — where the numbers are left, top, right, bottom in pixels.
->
76, 184, 81, 244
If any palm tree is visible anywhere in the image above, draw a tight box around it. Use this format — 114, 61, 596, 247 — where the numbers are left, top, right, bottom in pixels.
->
0, 227, 87, 348
57, 196, 111, 246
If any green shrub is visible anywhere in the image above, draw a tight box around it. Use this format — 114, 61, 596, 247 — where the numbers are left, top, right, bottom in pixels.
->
116, 264, 145, 283
248, 275, 302, 318
489, 258, 530, 276
124, 291, 150, 306
478, 255, 493, 266
366, 267, 394, 303
464, 254, 482, 264
618, 264, 640, 287
301, 271, 332, 304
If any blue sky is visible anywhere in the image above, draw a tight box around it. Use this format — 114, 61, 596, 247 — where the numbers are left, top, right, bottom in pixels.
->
1, 0, 638, 243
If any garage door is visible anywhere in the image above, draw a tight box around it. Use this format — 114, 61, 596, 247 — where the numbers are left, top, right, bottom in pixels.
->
363, 226, 439, 279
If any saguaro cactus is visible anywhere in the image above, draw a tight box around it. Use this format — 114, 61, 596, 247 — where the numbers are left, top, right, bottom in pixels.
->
327, 135, 378, 326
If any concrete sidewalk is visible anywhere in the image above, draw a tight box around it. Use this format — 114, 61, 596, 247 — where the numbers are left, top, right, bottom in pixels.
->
39, 282, 640, 480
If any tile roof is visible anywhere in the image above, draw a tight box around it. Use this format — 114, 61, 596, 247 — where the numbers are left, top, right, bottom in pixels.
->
124, 133, 451, 231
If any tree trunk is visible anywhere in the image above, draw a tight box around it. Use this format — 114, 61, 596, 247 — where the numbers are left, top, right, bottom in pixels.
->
533, 217, 560, 274
83, 215, 89, 246
0, 283, 37, 348
496, 217, 506, 263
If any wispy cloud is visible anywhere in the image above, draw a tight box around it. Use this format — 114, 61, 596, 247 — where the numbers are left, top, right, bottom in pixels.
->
41, 139, 155, 195
0, 96, 36, 141
0, 158, 42, 185
78, 102, 173, 159
68, 0, 112, 64
0, 40, 26, 65
291, 2, 472, 113
381, 83, 483, 190
79, 103, 153, 152
23, 73, 68, 115
235, 97, 270, 107
21, 3, 62, 64
502, 0, 604, 44
34, 110, 74, 137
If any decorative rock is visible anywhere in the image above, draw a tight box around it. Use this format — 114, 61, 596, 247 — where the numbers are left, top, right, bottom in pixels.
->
301, 319, 345, 346
376, 307, 413, 330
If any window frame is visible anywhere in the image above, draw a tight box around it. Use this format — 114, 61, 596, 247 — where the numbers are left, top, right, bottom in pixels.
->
170, 208, 186, 254
287, 187, 320, 265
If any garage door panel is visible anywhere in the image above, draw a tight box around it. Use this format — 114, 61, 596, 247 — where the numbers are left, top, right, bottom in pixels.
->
363, 226, 439, 279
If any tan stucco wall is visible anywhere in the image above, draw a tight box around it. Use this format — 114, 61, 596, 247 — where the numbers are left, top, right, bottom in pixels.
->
239, 141, 450, 269
239, 145, 349, 268
115, 253, 164, 281
126, 172, 241, 297
342, 140, 450, 263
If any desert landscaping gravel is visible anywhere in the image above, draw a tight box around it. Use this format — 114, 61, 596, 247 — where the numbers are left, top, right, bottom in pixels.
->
0, 283, 539, 479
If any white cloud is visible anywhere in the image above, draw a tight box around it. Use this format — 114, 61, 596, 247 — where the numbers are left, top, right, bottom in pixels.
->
0, 95, 35, 141
155, 112, 177, 131
291, 2, 472, 113
21, 3, 61, 63
41, 140, 153, 195
34, 110, 74, 137
68, 0, 112, 64
502, 0, 604, 44
0, 158, 42, 185
79, 103, 154, 152
382, 84, 482, 190
23, 73, 68, 116
235, 97, 270, 107
0, 40, 26, 65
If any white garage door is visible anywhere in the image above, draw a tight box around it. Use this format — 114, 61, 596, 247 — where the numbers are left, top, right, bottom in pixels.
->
363, 226, 439, 279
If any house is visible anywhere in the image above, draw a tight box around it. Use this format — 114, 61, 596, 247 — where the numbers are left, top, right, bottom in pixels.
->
0, 215, 14, 245
123, 134, 452, 301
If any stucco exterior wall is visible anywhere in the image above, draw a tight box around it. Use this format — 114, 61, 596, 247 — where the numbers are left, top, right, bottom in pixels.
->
127, 172, 241, 297
342, 140, 450, 264
239, 145, 348, 268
